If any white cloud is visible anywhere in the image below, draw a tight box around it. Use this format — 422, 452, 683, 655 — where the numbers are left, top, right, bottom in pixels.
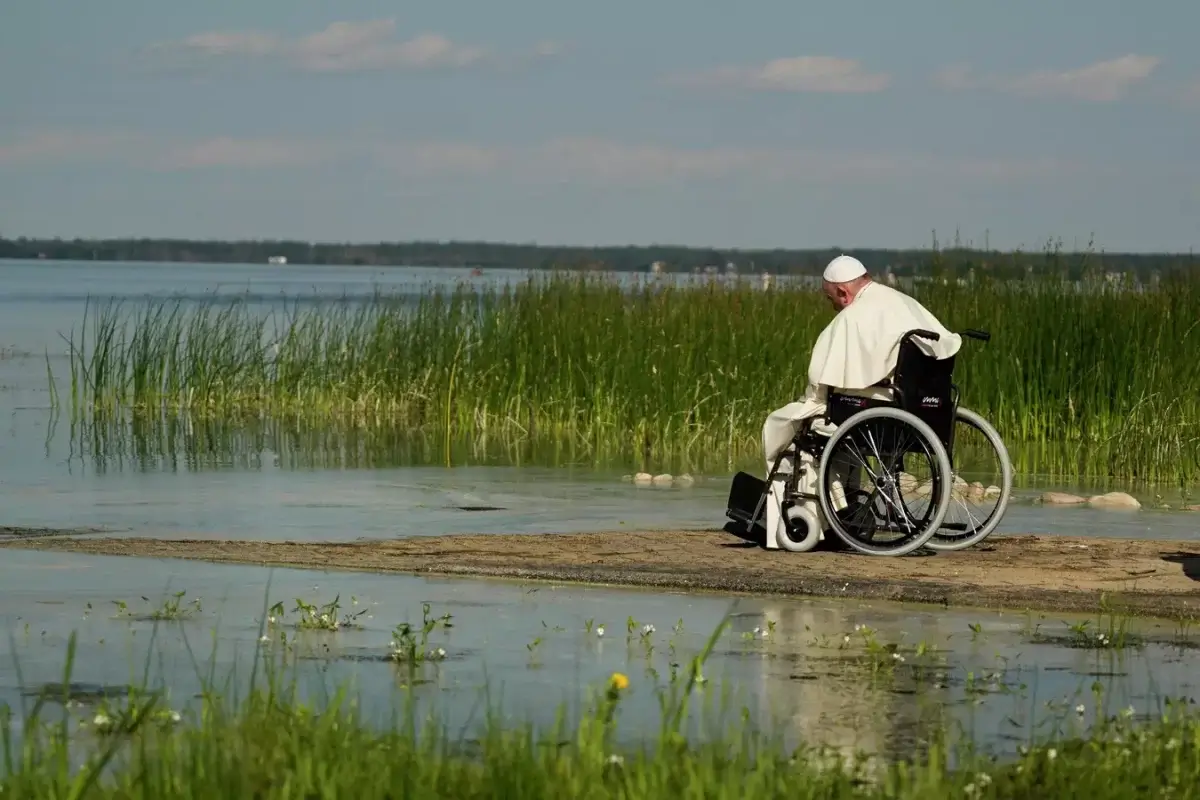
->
162, 137, 335, 169
935, 55, 1161, 102
667, 56, 890, 93
153, 19, 560, 73
0, 131, 146, 166
0, 130, 341, 171
1177, 78, 1200, 108
374, 142, 505, 175
372, 137, 1084, 186
0, 129, 1097, 186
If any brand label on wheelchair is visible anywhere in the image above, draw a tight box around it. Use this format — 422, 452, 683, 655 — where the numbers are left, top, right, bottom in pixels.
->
920, 396, 942, 407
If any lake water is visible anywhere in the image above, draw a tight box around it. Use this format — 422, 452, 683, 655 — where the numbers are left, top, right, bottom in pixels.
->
2, 548, 1196, 763
0, 258, 1197, 762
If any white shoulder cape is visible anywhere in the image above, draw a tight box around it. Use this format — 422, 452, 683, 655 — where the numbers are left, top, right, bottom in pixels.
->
807, 282, 962, 393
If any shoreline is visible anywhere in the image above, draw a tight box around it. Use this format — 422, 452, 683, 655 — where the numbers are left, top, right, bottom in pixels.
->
3, 528, 1199, 620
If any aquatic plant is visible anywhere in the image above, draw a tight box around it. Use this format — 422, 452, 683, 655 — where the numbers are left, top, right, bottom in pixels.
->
55, 264, 1200, 484
111, 590, 202, 622
4, 623, 1200, 798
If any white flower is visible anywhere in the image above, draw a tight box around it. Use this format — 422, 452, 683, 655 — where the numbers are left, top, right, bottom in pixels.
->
641, 624, 655, 635
92, 713, 111, 729
1047, 748, 1057, 760
259, 635, 269, 642
596, 625, 605, 637
434, 647, 446, 658
1076, 704, 1086, 715
608, 754, 624, 765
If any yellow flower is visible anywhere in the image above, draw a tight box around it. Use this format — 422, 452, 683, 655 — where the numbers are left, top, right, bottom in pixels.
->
608, 672, 629, 691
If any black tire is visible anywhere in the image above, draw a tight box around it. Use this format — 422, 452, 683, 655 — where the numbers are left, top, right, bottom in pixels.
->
817, 407, 953, 557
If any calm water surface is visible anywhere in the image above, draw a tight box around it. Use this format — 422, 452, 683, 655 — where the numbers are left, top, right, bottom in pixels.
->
1, 549, 1195, 761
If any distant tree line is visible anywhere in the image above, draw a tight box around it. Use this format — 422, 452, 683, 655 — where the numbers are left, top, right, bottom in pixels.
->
0, 235, 1194, 281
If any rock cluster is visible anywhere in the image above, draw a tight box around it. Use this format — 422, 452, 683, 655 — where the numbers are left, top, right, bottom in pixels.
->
1038, 491, 1142, 510
623, 473, 696, 488
893, 473, 1001, 505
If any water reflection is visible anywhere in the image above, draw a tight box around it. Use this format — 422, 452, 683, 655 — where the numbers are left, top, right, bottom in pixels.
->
62, 407, 1192, 502
2, 549, 1195, 764
65, 410, 685, 474
750, 602, 946, 765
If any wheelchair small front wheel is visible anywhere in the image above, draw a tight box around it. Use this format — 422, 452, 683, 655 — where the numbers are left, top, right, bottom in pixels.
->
816, 407, 953, 557
776, 502, 822, 552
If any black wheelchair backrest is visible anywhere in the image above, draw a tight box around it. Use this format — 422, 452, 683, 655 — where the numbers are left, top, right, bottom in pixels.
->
892, 330, 956, 444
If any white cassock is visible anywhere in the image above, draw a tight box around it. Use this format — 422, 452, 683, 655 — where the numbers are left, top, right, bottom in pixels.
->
760, 280, 962, 541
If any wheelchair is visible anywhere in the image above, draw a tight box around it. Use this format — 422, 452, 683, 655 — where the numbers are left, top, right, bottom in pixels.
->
726, 328, 1014, 557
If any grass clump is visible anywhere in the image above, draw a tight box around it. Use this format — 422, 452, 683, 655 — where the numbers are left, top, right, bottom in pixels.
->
56, 264, 1200, 484
3, 627, 1200, 798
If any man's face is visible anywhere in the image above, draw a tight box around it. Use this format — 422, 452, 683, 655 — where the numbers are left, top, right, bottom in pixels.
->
822, 280, 853, 311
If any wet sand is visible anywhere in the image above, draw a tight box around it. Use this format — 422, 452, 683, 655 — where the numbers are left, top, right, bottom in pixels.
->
3, 527, 1199, 620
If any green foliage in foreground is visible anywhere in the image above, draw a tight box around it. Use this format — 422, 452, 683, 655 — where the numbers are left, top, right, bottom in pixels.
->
3, 634, 1199, 799
7, 690, 1200, 799
57, 266, 1200, 484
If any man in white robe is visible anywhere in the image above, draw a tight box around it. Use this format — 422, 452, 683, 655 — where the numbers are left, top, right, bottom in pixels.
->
759, 255, 961, 547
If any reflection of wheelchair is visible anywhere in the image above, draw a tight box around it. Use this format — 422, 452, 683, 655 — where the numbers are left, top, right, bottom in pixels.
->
726, 328, 1013, 557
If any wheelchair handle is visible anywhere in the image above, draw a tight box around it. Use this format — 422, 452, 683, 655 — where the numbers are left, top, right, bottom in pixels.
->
960, 328, 991, 342
905, 329, 941, 343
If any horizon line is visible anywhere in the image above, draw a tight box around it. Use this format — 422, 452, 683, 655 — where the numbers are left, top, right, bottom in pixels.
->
2, 234, 1196, 259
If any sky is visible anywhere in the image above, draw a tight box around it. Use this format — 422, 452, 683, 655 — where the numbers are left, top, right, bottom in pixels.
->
2, 1, 1198, 252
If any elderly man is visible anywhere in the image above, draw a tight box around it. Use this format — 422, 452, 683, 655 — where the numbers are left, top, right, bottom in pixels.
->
759, 255, 960, 545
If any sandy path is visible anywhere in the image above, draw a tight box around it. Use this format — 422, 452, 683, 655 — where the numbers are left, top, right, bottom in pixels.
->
3, 528, 1199, 620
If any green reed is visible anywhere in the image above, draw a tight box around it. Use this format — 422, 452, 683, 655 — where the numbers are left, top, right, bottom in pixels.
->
55, 267, 1200, 484
5, 628, 1200, 798
6, 594, 1200, 800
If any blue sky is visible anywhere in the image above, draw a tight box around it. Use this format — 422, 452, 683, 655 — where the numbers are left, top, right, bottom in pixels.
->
2, 1, 1197, 252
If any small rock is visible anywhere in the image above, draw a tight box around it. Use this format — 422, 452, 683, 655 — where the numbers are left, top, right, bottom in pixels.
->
633, 472, 653, 486
651, 473, 673, 486
897, 473, 918, 494
1087, 491, 1141, 510
1184, 504, 1200, 512
675, 473, 695, 487
1040, 492, 1087, 505
620, 474, 633, 482
984, 485, 1002, 499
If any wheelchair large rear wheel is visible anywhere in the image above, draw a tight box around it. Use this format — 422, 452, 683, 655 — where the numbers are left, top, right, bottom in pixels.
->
926, 407, 1014, 551
817, 407, 953, 557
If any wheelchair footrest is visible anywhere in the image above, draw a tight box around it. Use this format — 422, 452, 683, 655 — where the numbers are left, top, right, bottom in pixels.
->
726, 471, 767, 525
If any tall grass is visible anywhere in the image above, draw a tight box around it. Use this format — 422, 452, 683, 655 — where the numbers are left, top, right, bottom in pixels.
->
56, 267, 1200, 484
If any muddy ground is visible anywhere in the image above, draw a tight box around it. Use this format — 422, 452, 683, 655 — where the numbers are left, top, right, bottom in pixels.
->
3, 526, 1199, 620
